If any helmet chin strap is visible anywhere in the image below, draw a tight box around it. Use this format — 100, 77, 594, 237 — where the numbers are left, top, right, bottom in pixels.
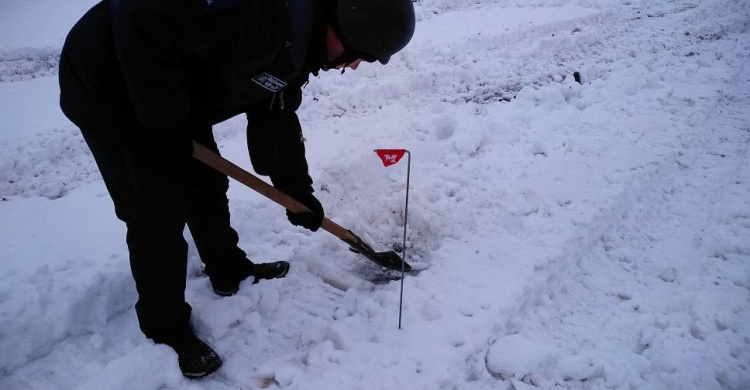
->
322, 52, 360, 73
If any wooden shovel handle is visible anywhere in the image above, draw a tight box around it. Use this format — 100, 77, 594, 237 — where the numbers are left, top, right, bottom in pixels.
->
191, 141, 357, 244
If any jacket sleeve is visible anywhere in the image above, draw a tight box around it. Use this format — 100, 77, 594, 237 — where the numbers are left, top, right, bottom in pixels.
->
110, 2, 194, 154
246, 85, 314, 194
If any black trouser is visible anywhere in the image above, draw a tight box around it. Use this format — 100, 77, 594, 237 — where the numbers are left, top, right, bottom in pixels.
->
81, 128, 248, 345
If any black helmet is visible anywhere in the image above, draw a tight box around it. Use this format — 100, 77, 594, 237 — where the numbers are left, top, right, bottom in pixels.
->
334, 0, 416, 65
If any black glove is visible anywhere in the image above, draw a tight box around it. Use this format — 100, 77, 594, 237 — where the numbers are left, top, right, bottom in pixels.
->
286, 191, 324, 232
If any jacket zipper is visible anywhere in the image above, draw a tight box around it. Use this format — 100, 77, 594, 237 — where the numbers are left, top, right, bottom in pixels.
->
268, 90, 285, 110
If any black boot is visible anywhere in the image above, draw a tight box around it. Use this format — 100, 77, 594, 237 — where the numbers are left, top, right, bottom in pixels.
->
169, 335, 222, 379
212, 260, 290, 297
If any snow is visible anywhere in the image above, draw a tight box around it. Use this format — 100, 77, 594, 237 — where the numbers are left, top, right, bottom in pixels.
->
1, 0, 749, 389
0, 0, 96, 52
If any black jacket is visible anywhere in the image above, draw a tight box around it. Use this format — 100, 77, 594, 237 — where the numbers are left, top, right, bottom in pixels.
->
59, 0, 329, 192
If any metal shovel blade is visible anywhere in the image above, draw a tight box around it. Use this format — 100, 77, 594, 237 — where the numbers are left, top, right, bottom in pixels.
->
346, 231, 412, 272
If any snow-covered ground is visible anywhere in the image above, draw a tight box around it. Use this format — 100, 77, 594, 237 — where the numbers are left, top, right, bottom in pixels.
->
1, 0, 749, 389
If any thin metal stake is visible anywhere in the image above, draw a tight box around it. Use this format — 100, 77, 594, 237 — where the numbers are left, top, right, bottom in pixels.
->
398, 150, 411, 330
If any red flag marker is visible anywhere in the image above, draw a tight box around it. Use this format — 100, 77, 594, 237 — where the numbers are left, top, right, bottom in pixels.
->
374, 148, 412, 330
376, 149, 407, 167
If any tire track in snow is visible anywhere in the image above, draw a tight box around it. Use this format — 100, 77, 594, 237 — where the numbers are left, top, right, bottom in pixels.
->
512, 120, 750, 389
488, 8, 750, 384
481, 1, 750, 387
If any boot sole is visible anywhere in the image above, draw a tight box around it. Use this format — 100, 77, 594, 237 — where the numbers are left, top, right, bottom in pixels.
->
183, 359, 222, 379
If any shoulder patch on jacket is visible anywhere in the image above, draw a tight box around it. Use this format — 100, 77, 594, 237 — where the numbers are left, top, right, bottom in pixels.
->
251, 73, 288, 93
197, 0, 242, 12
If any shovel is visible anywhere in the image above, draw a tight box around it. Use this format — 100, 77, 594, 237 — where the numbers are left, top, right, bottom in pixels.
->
192, 141, 411, 272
